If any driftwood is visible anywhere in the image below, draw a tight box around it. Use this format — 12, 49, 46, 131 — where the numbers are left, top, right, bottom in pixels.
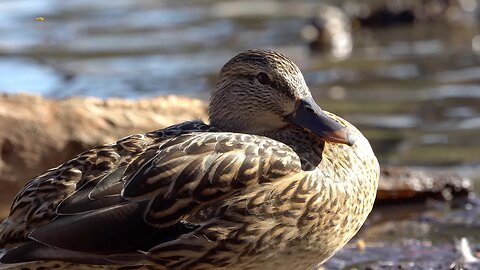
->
0, 93, 206, 215
377, 165, 471, 203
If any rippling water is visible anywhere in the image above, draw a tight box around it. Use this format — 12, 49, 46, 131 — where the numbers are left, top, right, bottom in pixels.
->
0, 0, 479, 188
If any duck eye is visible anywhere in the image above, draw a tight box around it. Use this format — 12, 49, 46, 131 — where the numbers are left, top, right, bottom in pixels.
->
256, 72, 271, 85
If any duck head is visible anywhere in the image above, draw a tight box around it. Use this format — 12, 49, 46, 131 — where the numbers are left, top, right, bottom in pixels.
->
209, 49, 355, 146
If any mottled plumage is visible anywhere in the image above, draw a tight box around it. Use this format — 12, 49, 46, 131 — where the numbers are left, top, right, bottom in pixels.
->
0, 49, 379, 270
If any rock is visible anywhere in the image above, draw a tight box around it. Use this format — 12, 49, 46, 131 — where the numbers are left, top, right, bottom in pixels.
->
325, 238, 480, 269
324, 196, 480, 269
377, 165, 472, 203
0, 93, 207, 212
346, 0, 478, 28
353, 6, 415, 28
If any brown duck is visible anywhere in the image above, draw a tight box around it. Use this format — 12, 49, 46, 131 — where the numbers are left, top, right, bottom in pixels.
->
0, 49, 379, 270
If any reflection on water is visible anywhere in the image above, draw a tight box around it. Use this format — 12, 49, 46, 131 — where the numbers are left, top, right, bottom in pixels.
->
0, 1, 479, 184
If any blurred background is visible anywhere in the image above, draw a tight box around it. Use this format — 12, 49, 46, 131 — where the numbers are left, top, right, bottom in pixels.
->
0, 0, 479, 268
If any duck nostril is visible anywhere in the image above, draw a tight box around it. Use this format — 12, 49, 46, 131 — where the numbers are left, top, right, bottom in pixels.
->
305, 106, 315, 113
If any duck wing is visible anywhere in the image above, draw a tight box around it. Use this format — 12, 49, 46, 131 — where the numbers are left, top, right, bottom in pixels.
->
1, 131, 302, 265
121, 132, 302, 227
0, 121, 213, 264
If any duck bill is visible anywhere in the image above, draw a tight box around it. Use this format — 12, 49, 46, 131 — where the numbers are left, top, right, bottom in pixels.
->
285, 97, 355, 146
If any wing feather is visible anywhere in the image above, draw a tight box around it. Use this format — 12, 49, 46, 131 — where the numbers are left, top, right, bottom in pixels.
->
57, 166, 127, 215
1, 126, 302, 266
122, 132, 302, 228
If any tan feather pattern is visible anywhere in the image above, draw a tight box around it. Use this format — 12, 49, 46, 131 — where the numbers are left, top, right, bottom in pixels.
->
149, 124, 375, 270
0, 121, 213, 248
122, 132, 302, 228
0, 49, 379, 270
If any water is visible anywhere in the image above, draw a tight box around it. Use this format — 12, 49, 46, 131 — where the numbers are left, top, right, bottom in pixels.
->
0, 0, 479, 263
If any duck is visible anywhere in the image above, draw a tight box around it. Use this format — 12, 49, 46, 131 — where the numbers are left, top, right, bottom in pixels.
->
302, 4, 353, 59
0, 49, 379, 270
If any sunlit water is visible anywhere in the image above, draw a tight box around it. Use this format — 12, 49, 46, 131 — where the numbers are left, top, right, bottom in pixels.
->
1, 1, 480, 260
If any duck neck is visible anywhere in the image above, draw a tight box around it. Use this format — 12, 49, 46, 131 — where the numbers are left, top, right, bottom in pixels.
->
266, 125, 325, 171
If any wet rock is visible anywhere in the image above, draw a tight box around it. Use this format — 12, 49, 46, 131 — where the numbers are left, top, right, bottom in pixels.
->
353, 6, 415, 28
325, 238, 480, 269
325, 197, 480, 269
0, 93, 207, 212
346, 0, 478, 28
377, 165, 472, 203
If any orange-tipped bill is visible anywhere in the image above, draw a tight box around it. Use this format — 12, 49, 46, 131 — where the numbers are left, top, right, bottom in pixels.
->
284, 97, 355, 146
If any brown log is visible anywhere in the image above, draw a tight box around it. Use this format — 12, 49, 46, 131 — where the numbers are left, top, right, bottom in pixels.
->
377, 165, 472, 203
0, 93, 207, 211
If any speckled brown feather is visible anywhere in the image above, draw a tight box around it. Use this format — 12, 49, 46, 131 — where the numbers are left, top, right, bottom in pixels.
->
0, 121, 213, 248
0, 49, 379, 270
